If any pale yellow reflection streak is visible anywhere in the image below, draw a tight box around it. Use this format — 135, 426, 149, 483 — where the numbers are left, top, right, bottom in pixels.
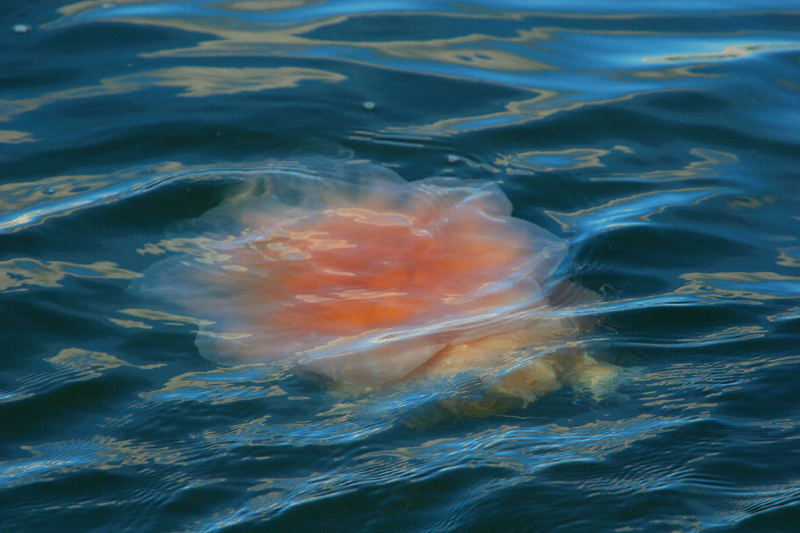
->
0, 258, 140, 292
138, 235, 240, 265
777, 247, 800, 268
92, 436, 187, 467
646, 42, 800, 64
135, 66, 345, 97
545, 186, 719, 233
494, 147, 611, 172
0, 161, 189, 233
369, 413, 679, 469
674, 271, 800, 302
223, 0, 320, 12
0, 129, 37, 143
767, 307, 800, 322
727, 195, 774, 210
109, 318, 152, 329
373, 42, 553, 72
632, 65, 722, 80
48, 347, 164, 372
677, 325, 767, 344
8, 435, 185, 486
57, 0, 320, 18
382, 86, 695, 138
118, 13, 555, 75
144, 367, 288, 405
0, 173, 111, 213
601, 148, 739, 182
0, 67, 345, 121
56, 0, 163, 18
118, 307, 215, 327
380, 91, 556, 138
0, 76, 140, 122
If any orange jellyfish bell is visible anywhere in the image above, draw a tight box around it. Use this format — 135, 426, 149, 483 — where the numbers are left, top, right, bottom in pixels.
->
140, 159, 616, 404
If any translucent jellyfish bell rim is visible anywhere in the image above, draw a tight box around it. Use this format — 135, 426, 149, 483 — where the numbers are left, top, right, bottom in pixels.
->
138, 159, 575, 386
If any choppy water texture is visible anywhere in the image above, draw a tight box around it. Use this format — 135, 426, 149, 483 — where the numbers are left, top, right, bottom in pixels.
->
2, 1, 800, 532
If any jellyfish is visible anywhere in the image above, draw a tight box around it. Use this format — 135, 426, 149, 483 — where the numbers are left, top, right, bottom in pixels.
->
139, 159, 617, 414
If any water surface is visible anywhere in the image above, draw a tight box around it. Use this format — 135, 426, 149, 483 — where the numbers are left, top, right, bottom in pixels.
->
2, 1, 800, 531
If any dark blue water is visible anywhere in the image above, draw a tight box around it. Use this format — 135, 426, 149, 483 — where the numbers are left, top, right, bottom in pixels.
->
2, 1, 800, 531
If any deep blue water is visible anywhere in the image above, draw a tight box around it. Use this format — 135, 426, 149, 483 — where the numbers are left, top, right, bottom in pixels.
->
2, 1, 800, 532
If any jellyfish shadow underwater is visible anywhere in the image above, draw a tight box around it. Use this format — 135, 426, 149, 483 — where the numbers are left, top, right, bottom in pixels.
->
135, 159, 619, 424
